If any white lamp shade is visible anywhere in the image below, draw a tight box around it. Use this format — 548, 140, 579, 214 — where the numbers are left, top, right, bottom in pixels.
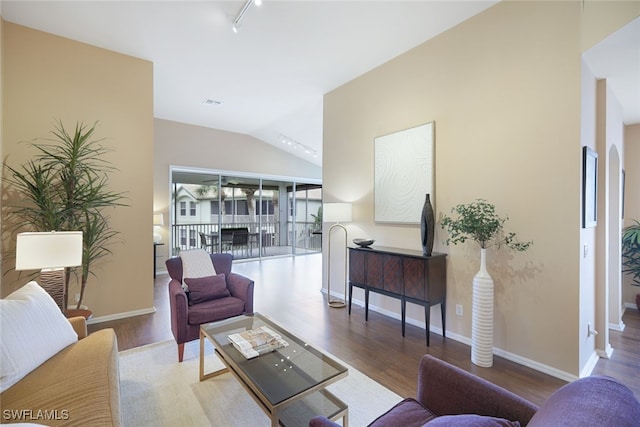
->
324, 203, 352, 223
15, 231, 83, 270
153, 213, 164, 226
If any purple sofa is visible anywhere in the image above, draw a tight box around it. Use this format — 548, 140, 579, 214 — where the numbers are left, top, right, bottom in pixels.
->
166, 253, 254, 362
310, 354, 640, 426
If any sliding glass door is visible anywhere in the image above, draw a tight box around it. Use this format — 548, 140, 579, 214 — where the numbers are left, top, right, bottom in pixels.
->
170, 168, 321, 260
290, 184, 322, 254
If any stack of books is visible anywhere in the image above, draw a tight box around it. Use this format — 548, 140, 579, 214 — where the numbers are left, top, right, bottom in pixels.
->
228, 326, 289, 359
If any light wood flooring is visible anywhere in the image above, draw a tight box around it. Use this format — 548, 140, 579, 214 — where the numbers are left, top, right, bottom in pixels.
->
89, 253, 640, 406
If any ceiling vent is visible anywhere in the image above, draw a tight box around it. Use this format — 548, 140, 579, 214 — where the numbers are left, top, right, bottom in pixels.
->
202, 99, 223, 107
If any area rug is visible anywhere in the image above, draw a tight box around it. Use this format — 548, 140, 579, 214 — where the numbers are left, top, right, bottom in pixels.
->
119, 339, 401, 426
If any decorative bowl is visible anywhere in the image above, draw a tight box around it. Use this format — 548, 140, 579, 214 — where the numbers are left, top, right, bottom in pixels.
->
353, 238, 375, 248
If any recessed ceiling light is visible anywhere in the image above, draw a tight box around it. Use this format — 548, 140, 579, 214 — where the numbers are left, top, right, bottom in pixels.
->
202, 99, 223, 107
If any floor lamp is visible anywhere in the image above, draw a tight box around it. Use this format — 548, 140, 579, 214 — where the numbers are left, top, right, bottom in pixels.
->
324, 203, 352, 308
15, 231, 83, 311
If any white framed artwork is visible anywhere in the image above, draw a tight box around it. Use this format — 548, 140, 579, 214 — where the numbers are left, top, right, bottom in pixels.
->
374, 121, 434, 224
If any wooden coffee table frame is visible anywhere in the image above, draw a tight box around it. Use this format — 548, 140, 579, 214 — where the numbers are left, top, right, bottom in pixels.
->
199, 314, 349, 427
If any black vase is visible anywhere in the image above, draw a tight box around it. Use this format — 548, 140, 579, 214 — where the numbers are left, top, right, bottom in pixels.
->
421, 193, 434, 256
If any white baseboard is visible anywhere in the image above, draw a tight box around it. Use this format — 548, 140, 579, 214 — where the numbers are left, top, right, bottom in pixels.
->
492, 348, 578, 382
609, 320, 626, 332
348, 294, 578, 382
580, 350, 600, 378
596, 343, 614, 359
87, 307, 157, 325
608, 302, 630, 331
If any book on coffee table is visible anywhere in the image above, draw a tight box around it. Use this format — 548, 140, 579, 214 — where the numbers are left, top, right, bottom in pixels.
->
228, 326, 289, 359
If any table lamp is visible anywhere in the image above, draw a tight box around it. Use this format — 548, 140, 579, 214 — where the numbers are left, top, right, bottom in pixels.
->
324, 203, 352, 308
15, 231, 83, 311
153, 212, 164, 243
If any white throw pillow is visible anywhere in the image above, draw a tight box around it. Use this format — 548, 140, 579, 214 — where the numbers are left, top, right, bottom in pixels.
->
179, 249, 217, 291
0, 281, 78, 393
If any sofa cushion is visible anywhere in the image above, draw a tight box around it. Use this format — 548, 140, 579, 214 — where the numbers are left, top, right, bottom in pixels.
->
179, 249, 216, 291
426, 414, 520, 426
368, 398, 437, 427
0, 282, 78, 393
528, 376, 640, 427
0, 328, 121, 426
185, 274, 230, 305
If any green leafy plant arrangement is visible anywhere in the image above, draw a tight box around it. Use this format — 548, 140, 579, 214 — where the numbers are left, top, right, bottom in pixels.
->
622, 219, 640, 286
440, 199, 532, 251
4, 120, 126, 310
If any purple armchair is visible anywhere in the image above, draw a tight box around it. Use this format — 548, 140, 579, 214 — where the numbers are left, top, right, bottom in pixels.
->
166, 253, 254, 362
310, 354, 640, 426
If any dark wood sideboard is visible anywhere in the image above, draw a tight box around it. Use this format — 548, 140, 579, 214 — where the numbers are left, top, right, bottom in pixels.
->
348, 246, 447, 346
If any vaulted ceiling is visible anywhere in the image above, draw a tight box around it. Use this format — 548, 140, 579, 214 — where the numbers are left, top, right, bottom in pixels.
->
2, 1, 638, 166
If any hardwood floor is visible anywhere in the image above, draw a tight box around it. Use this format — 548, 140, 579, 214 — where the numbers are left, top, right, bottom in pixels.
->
89, 253, 640, 406
592, 304, 640, 386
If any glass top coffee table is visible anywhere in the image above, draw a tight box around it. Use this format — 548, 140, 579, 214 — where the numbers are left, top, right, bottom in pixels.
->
200, 313, 349, 427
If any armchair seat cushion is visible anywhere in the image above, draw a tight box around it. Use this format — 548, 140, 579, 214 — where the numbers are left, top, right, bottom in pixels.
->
187, 296, 246, 325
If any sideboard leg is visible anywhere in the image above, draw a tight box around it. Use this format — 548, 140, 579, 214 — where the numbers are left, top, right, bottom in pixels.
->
441, 302, 446, 339
365, 288, 369, 321
401, 299, 406, 337
425, 304, 431, 346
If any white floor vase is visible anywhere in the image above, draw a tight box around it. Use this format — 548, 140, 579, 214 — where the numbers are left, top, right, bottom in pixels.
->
472, 248, 494, 367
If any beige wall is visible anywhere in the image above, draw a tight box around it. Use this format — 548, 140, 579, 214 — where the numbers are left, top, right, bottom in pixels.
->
323, 1, 638, 378
1, 22, 154, 319
153, 118, 322, 262
623, 124, 640, 305
581, 0, 640, 51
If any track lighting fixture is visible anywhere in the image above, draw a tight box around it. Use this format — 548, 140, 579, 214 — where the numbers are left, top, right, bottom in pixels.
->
232, 0, 262, 33
279, 134, 317, 158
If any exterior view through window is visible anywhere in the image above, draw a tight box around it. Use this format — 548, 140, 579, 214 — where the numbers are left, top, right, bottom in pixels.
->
171, 170, 322, 260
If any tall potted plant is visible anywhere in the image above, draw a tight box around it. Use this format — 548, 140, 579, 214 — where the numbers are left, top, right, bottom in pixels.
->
4, 120, 126, 310
622, 219, 640, 310
441, 199, 532, 367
